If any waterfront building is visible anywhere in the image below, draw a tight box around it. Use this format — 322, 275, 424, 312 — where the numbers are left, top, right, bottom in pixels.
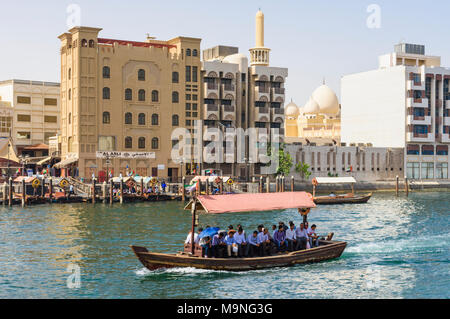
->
285, 144, 404, 182
58, 27, 201, 180
200, 10, 288, 177
0, 80, 60, 155
285, 85, 341, 145
341, 43, 449, 180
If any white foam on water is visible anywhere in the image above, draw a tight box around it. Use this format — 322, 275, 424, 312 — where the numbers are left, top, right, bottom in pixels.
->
347, 233, 450, 254
134, 266, 274, 276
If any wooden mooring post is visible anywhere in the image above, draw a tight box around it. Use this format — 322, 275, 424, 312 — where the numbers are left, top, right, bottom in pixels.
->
92, 178, 96, 204
396, 175, 399, 197
405, 177, 409, 197
266, 176, 270, 193
8, 177, 13, 207
109, 178, 114, 205
119, 178, 124, 204
102, 181, 107, 203
48, 178, 53, 204
181, 176, 186, 201
2, 182, 7, 205
291, 176, 294, 192
259, 176, 263, 193
21, 179, 26, 207
275, 176, 279, 192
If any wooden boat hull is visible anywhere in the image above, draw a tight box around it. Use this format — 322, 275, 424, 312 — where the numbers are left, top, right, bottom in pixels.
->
130, 240, 347, 272
313, 193, 372, 205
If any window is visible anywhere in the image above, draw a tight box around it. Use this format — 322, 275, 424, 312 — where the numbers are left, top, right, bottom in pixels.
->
151, 137, 159, 149
103, 66, 110, 78
255, 122, 266, 128
103, 87, 110, 99
17, 114, 31, 122
0, 116, 12, 133
421, 162, 434, 179
125, 112, 132, 124
68, 68, 71, 80
437, 163, 448, 179
172, 91, 179, 103
192, 94, 198, 101
437, 145, 448, 156
172, 115, 179, 126
172, 72, 179, 83
89, 40, 95, 48
192, 103, 197, 110
138, 69, 145, 81
125, 137, 132, 149
17, 96, 31, 104
103, 112, 110, 124
138, 89, 146, 101
192, 66, 198, 82
186, 66, 191, 82
186, 49, 191, 56
99, 136, 116, 151
186, 120, 191, 126
186, 94, 191, 101
138, 137, 146, 149
68, 89, 71, 100
413, 90, 422, 99
193, 49, 198, 57
421, 145, 434, 155
407, 162, 420, 179
17, 131, 31, 140
44, 116, 57, 123
81, 39, 88, 47
413, 125, 428, 135
151, 90, 159, 102
186, 112, 191, 117
151, 114, 159, 125
185, 103, 191, 110
406, 144, 420, 155
413, 108, 425, 117
44, 98, 57, 106
68, 112, 71, 124
125, 88, 132, 100
138, 113, 146, 125
255, 101, 266, 107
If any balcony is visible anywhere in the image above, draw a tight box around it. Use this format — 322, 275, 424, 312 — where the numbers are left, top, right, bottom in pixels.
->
222, 84, 235, 92
406, 132, 434, 142
444, 117, 450, 126
203, 103, 219, 119
406, 97, 428, 108
204, 82, 219, 93
407, 80, 424, 91
407, 115, 432, 125
255, 107, 269, 121
221, 104, 236, 121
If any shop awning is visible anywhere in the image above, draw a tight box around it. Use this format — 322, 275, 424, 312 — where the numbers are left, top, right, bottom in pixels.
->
313, 177, 357, 184
54, 156, 78, 168
185, 192, 316, 214
36, 156, 52, 165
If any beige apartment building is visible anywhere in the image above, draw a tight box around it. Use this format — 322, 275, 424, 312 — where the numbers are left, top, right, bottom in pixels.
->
0, 79, 60, 154
58, 26, 201, 180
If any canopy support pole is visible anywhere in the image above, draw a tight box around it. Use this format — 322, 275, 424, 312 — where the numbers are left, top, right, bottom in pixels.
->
190, 198, 197, 255
312, 185, 316, 197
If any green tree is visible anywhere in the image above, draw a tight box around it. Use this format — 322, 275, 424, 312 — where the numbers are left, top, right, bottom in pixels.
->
277, 147, 293, 175
295, 162, 312, 180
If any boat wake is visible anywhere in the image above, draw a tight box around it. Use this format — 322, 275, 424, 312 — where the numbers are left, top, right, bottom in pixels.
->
346, 233, 450, 255
133, 266, 274, 277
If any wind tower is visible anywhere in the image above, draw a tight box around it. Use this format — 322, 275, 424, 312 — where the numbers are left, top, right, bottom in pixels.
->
249, 9, 271, 66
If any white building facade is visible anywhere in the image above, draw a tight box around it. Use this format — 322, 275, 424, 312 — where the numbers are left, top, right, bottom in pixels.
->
341, 44, 449, 180
0, 80, 61, 153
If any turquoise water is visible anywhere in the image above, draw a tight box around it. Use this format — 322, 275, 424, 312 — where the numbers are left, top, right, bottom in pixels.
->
0, 192, 448, 299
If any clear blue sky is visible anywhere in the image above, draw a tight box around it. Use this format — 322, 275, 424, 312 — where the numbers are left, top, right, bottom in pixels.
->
1, 0, 449, 105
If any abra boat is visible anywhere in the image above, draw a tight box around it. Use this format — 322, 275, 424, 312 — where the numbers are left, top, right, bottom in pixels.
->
312, 177, 372, 205
131, 192, 347, 271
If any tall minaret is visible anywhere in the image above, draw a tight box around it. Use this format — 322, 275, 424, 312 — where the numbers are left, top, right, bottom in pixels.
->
250, 9, 270, 66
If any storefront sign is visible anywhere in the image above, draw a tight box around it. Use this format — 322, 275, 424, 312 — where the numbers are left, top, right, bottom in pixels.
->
96, 151, 156, 159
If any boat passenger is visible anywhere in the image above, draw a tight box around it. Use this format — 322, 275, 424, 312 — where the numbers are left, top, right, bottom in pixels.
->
247, 231, 260, 257
278, 221, 288, 231
329, 192, 336, 197
285, 223, 297, 251
224, 230, 238, 258
211, 232, 226, 258
273, 225, 287, 252
161, 180, 167, 192
271, 225, 277, 239
199, 235, 211, 258
234, 227, 247, 257
185, 227, 203, 245
257, 227, 271, 256
308, 224, 319, 247
295, 223, 309, 250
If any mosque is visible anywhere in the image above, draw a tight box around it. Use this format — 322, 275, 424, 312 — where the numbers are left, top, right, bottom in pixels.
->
284, 84, 341, 146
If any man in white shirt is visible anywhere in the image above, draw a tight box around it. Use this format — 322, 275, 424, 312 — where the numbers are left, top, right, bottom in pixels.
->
285, 223, 297, 251
308, 224, 319, 247
234, 227, 247, 257
295, 223, 309, 250
185, 228, 202, 245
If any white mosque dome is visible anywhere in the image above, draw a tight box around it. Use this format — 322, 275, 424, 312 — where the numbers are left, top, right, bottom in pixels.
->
284, 101, 300, 118
222, 53, 248, 72
303, 97, 320, 114
311, 85, 339, 115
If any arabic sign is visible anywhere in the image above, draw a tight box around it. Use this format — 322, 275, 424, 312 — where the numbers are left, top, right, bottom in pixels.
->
96, 151, 156, 159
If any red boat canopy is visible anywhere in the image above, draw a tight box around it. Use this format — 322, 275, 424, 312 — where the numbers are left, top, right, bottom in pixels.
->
186, 192, 316, 214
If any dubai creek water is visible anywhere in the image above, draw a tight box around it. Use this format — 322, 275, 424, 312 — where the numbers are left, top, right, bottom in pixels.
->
0, 191, 448, 299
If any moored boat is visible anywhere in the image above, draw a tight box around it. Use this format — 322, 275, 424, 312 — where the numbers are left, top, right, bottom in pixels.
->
312, 177, 372, 205
130, 192, 347, 271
